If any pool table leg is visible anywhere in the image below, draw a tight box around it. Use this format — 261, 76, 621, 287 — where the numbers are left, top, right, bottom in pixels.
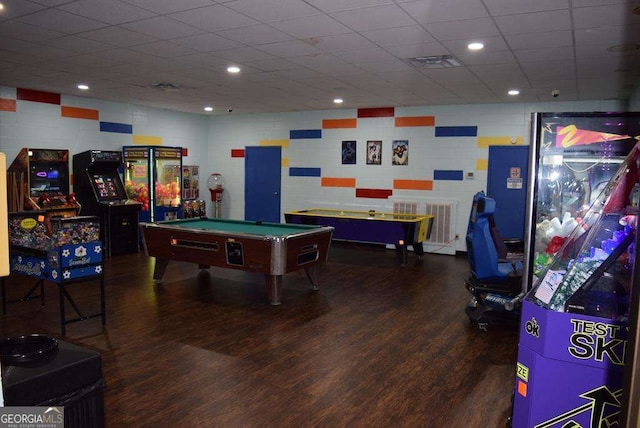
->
153, 258, 170, 282
304, 265, 320, 290
265, 275, 283, 305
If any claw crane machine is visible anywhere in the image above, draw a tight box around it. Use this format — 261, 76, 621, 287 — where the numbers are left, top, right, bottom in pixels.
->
122, 146, 183, 222
511, 112, 640, 427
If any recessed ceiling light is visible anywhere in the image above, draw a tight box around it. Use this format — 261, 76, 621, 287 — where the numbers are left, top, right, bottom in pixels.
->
204, 106, 213, 112
77, 84, 89, 90
0, 3, 4, 11
227, 66, 240, 73
468, 42, 484, 50
333, 98, 343, 104
508, 89, 520, 96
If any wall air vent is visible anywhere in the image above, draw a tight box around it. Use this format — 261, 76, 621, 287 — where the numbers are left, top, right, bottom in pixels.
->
404, 55, 462, 69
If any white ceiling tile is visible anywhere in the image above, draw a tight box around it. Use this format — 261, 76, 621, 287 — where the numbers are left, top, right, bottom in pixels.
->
422, 67, 482, 85
217, 25, 293, 45
361, 25, 434, 46
572, 0, 632, 6
575, 25, 640, 46
383, 41, 448, 59
494, 10, 571, 35
425, 18, 501, 41
0, 0, 47, 20
244, 58, 302, 72
330, 5, 415, 31
42, 35, 114, 53
504, 30, 572, 50
225, 0, 320, 22
573, 3, 640, 29
128, 41, 200, 58
211, 46, 275, 62
455, 50, 517, 66
271, 15, 351, 38
59, 0, 157, 25
304, 0, 393, 13
171, 33, 243, 52
482, 0, 569, 16
521, 60, 576, 81
256, 40, 324, 57
119, 0, 217, 14
16, 9, 107, 33
311, 33, 378, 52
468, 63, 528, 82
80, 27, 158, 47
513, 46, 575, 63
400, 0, 488, 23
0, 20, 65, 42
575, 43, 639, 59
334, 47, 398, 63
169, 5, 257, 32
120, 16, 204, 39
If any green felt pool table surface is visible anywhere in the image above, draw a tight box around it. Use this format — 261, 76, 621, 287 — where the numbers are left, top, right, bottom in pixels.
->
158, 217, 324, 237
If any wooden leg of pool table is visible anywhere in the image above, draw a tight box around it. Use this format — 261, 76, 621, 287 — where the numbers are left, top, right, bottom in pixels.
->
153, 258, 170, 283
264, 275, 283, 305
304, 265, 320, 290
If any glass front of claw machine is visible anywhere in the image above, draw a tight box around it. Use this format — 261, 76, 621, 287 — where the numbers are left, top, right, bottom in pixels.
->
123, 146, 183, 222
524, 112, 640, 292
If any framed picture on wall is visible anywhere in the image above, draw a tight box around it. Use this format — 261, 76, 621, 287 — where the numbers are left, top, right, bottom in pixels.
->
366, 140, 382, 165
342, 140, 356, 164
392, 140, 408, 165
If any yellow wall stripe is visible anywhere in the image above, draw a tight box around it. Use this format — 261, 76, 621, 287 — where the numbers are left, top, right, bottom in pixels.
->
259, 139, 289, 148
477, 136, 523, 148
133, 135, 162, 145
476, 159, 488, 170
281, 158, 289, 167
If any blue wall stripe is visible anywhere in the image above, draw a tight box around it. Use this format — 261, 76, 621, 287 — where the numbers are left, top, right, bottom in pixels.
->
289, 167, 321, 177
434, 170, 464, 181
435, 126, 477, 137
100, 121, 133, 134
290, 129, 322, 139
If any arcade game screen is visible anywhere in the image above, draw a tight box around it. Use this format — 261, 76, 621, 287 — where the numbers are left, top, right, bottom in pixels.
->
29, 162, 68, 196
91, 173, 124, 201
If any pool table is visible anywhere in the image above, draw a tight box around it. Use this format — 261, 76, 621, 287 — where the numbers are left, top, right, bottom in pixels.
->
284, 208, 434, 264
140, 218, 334, 305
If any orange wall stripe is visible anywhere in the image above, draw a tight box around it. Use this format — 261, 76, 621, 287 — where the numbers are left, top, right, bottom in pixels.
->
61, 106, 99, 120
395, 116, 435, 127
393, 179, 433, 190
0, 98, 16, 112
322, 118, 357, 129
321, 177, 356, 187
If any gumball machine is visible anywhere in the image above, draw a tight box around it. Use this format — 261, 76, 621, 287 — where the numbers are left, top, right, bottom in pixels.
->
207, 173, 225, 218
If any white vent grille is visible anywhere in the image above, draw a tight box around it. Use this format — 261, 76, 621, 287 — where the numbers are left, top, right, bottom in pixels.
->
392, 198, 458, 255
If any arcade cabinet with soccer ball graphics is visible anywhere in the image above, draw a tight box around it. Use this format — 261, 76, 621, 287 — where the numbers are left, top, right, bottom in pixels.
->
465, 191, 524, 330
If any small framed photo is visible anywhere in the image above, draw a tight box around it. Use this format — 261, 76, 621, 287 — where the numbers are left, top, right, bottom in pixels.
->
392, 140, 408, 165
342, 140, 356, 164
366, 140, 382, 165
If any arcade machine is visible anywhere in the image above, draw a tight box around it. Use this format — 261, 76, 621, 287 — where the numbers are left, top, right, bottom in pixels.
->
6, 148, 80, 231
122, 146, 183, 222
73, 150, 142, 256
181, 165, 206, 218
464, 191, 523, 330
510, 112, 640, 426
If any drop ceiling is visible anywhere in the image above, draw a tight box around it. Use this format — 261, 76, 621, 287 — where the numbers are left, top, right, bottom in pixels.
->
0, 0, 639, 115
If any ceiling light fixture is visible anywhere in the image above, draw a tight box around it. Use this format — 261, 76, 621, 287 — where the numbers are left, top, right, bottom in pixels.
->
77, 84, 89, 90
508, 89, 520, 96
0, 3, 4, 11
333, 98, 343, 104
468, 42, 484, 50
227, 66, 240, 73
204, 106, 213, 112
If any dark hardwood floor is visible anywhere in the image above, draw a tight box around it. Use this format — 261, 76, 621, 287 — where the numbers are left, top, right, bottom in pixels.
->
0, 242, 519, 427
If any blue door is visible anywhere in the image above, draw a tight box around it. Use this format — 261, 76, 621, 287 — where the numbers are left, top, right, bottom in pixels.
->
245, 146, 281, 222
487, 145, 529, 240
